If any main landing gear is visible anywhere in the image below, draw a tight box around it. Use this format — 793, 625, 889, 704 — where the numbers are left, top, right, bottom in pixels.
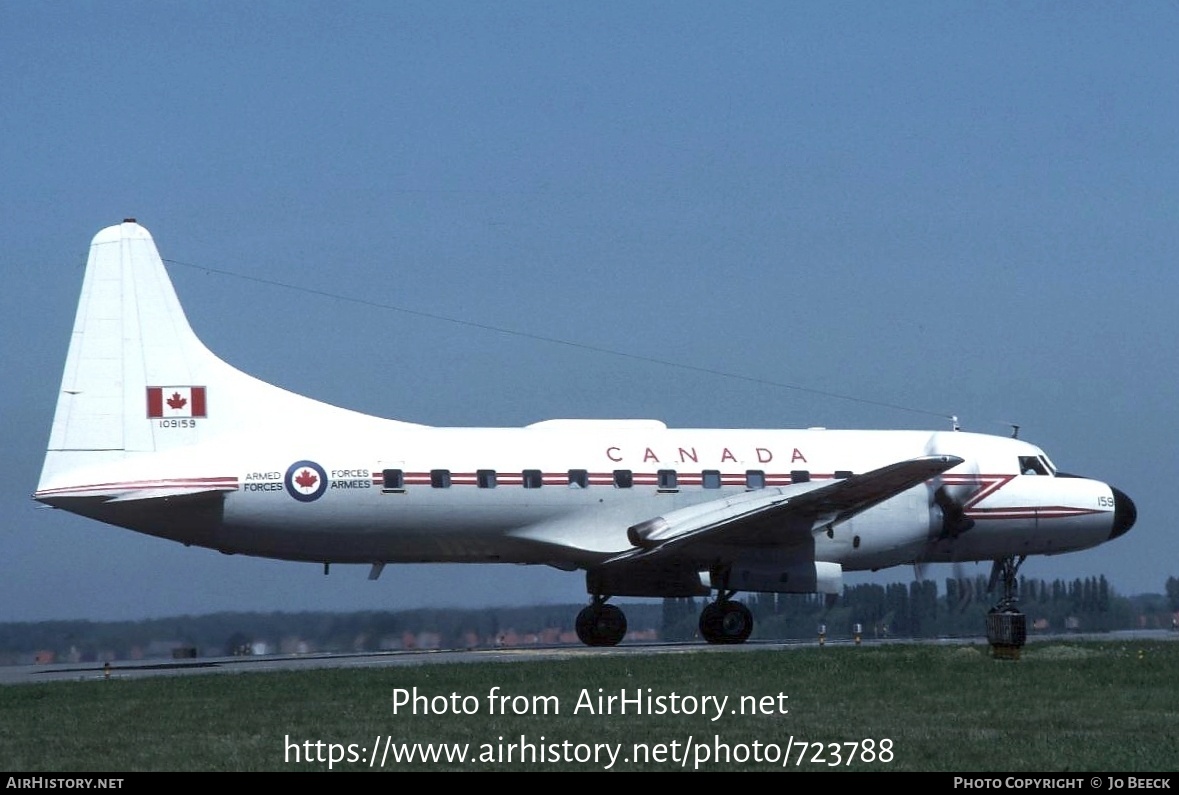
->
577, 569, 756, 647
576, 594, 753, 647
575, 596, 628, 647
698, 592, 754, 644
697, 567, 753, 644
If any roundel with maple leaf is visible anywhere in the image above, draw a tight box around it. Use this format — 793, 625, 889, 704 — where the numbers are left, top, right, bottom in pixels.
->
285, 460, 328, 502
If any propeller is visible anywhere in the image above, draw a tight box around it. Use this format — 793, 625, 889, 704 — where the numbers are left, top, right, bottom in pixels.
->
948, 562, 978, 613
925, 431, 981, 540
933, 482, 976, 539
913, 431, 981, 582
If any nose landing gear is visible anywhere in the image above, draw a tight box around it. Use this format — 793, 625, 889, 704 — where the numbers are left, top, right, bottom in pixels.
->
986, 554, 1027, 660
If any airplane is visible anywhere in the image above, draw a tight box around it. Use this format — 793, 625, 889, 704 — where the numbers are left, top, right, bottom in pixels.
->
33, 220, 1138, 647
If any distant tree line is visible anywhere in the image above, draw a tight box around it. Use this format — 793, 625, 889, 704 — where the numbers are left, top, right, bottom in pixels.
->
663, 575, 1177, 641
0, 604, 657, 663
1, 576, 1174, 662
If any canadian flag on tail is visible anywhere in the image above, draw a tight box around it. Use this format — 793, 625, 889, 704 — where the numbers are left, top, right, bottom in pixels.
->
146, 386, 207, 418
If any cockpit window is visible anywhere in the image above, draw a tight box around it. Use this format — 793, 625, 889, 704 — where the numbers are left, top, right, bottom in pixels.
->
1019, 456, 1051, 476
1039, 455, 1057, 475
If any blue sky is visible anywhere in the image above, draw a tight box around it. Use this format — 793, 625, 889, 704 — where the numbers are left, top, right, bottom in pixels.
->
2, 3, 1175, 622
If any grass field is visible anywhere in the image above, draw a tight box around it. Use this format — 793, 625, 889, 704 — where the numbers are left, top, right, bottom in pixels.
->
2, 640, 1177, 771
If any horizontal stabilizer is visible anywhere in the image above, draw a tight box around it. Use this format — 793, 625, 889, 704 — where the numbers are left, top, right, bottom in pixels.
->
103, 485, 236, 503
35, 477, 237, 504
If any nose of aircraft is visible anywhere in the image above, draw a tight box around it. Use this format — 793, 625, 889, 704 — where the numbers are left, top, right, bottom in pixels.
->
1109, 486, 1137, 539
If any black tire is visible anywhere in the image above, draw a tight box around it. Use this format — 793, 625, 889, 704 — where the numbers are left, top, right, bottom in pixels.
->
576, 604, 628, 647
699, 600, 753, 644
719, 601, 753, 643
699, 602, 725, 644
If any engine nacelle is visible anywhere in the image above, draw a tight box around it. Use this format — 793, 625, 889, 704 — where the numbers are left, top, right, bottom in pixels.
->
723, 559, 843, 595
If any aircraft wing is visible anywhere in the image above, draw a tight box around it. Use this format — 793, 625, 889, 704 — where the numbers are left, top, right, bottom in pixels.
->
602, 454, 961, 567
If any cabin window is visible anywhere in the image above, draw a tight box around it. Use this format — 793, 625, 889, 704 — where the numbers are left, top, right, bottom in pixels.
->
568, 469, 588, 489
745, 470, 765, 489
702, 470, 721, 489
657, 469, 678, 492
791, 470, 810, 483
523, 469, 543, 489
430, 469, 451, 488
835, 470, 852, 479
477, 469, 497, 488
381, 469, 404, 492
613, 470, 633, 489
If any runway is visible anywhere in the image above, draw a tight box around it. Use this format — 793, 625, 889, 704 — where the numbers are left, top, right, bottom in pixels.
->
4, 629, 1175, 686
0, 638, 848, 685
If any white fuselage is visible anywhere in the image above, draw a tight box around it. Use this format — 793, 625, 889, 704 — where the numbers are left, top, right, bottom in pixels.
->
41, 421, 1121, 576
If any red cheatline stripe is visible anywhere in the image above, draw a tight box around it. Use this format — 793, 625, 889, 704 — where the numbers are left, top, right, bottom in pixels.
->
356, 469, 1027, 496
44, 470, 1028, 496
966, 507, 1103, 518
967, 507, 1103, 520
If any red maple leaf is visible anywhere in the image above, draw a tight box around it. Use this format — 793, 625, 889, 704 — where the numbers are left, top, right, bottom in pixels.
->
167, 392, 188, 410
295, 469, 318, 489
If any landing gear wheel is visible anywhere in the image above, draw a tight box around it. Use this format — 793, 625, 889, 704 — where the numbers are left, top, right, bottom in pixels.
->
575, 603, 628, 647
699, 602, 724, 643
699, 600, 753, 644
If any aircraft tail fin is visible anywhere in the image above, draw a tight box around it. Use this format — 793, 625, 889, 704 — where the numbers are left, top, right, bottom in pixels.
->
38, 220, 404, 494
